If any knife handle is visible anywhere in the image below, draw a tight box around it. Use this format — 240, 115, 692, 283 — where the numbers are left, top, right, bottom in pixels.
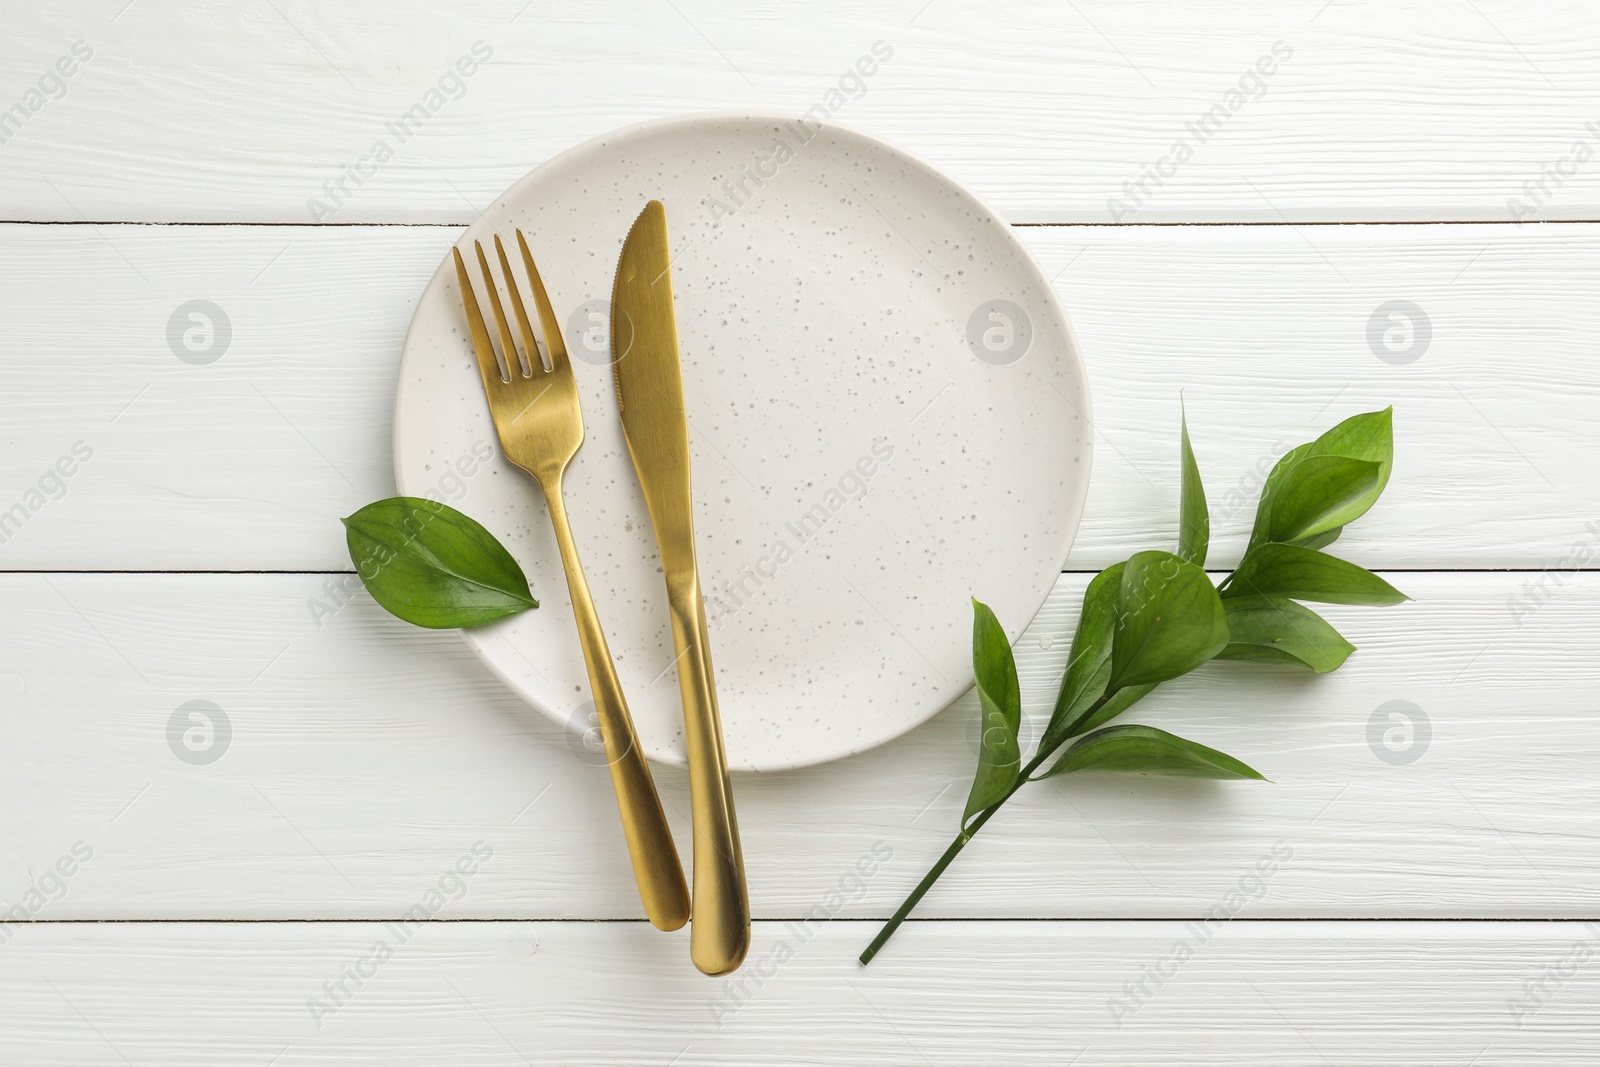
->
543, 480, 691, 932
668, 576, 751, 976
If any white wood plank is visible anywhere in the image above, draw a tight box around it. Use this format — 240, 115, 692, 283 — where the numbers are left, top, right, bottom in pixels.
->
0, 221, 1595, 569
3, 2, 1597, 222
1, 570, 1595, 920
2, 920, 1595, 1064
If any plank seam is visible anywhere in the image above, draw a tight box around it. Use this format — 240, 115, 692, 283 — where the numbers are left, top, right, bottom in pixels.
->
6, 917, 1600, 925
3, 219, 1599, 229
1, 568, 1589, 576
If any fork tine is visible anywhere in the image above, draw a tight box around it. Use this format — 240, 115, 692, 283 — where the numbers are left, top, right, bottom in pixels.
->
473, 241, 518, 381
516, 229, 571, 374
493, 234, 540, 376
452, 246, 507, 385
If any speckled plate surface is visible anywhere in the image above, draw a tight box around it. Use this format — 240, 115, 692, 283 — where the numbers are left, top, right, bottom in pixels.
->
394, 114, 1091, 772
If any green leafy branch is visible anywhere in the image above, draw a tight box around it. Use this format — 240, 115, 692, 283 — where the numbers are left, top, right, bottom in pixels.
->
859, 405, 1404, 965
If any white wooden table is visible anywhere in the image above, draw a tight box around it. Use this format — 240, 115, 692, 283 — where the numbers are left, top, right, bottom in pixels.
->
4, 2, 1597, 1062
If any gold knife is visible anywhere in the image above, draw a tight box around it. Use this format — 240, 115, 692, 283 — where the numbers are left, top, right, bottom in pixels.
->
610, 200, 750, 976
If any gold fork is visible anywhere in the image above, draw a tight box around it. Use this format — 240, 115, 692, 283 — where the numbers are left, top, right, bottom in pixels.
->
452, 231, 690, 932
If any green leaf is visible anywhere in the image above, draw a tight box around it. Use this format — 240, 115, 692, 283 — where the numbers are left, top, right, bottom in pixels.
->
1248, 442, 1311, 552
1259, 455, 1382, 545
1040, 563, 1156, 752
1065, 684, 1156, 741
1313, 406, 1394, 496
1225, 542, 1408, 606
1044, 724, 1267, 780
964, 598, 1023, 824
1294, 529, 1342, 551
1179, 408, 1209, 566
1248, 408, 1394, 553
1108, 550, 1229, 691
1043, 564, 1120, 745
1217, 595, 1356, 672
342, 497, 538, 628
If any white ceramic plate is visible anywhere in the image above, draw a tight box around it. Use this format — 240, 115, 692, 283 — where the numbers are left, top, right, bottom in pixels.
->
395, 114, 1091, 772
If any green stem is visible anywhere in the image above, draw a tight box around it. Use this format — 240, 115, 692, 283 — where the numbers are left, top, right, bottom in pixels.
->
859, 693, 1110, 965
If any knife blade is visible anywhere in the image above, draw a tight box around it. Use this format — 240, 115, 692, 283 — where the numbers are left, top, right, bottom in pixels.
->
611, 199, 750, 976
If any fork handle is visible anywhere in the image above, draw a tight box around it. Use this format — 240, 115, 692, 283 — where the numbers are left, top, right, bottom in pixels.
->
542, 479, 690, 931
666, 575, 751, 976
